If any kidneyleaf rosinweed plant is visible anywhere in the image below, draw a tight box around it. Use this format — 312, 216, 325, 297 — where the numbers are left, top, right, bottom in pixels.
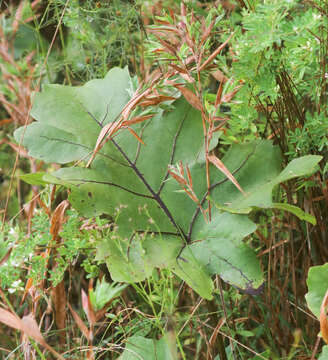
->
1, 0, 327, 358
15, 62, 320, 300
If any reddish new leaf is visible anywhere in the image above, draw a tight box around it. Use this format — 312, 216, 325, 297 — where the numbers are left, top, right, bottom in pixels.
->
82, 288, 96, 326
199, 32, 234, 71
320, 289, 328, 344
68, 303, 91, 341
208, 154, 245, 194
175, 85, 202, 111
50, 200, 70, 239
86, 121, 121, 167
211, 70, 228, 83
122, 114, 154, 126
0, 309, 64, 359
168, 169, 187, 186
52, 280, 67, 345
215, 81, 224, 107
221, 85, 243, 103
0, 247, 12, 266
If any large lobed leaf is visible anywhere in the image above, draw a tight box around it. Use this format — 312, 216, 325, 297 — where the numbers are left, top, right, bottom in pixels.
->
15, 68, 322, 299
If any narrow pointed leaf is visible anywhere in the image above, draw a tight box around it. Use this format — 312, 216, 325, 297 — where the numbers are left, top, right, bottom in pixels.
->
0, 309, 64, 360
199, 32, 234, 71
174, 85, 202, 111
321, 290, 328, 344
87, 121, 121, 167
68, 303, 91, 341
208, 154, 245, 194
272, 203, 316, 225
19, 172, 48, 186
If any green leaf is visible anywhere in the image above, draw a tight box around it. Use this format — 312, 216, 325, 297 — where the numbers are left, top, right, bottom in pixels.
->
214, 153, 322, 212
14, 24, 47, 59
120, 335, 177, 360
14, 67, 132, 164
237, 329, 255, 337
19, 172, 49, 186
305, 263, 328, 318
248, 349, 272, 360
15, 68, 322, 299
210, 199, 251, 214
89, 279, 127, 311
319, 346, 328, 360
177, 211, 261, 292
272, 203, 316, 225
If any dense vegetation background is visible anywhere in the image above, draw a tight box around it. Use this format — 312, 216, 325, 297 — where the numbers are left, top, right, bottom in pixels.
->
0, 0, 327, 359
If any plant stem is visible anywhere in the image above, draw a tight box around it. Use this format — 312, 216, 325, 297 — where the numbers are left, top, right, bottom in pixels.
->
207, 299, 228, 360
